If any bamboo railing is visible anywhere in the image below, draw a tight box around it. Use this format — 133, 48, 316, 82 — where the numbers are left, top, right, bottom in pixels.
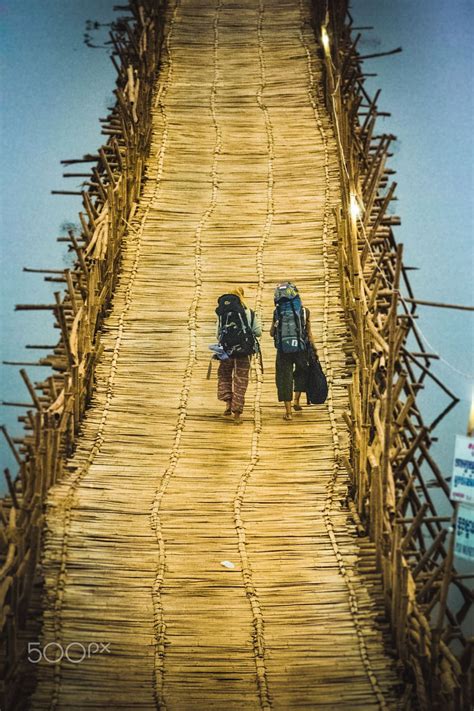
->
0, 2, 165, 708
310, 1, 472, 708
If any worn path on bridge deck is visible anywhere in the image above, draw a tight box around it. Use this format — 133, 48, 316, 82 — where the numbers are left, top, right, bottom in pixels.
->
33, 0, 403, 708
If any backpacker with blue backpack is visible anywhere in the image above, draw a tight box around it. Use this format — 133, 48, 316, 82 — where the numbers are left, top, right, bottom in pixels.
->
273, 282, 307, 353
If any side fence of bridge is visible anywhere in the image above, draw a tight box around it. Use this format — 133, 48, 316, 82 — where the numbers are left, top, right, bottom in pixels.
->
0, 4, 165, 708
0, 1, 471, 709
312, 3, 472, 708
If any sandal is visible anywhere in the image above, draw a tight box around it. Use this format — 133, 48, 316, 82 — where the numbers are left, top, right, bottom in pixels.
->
293, 404, 303, 411
283, 413, 292, 421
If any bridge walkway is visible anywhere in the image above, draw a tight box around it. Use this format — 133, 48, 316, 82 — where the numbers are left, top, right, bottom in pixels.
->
33, 0, 403, 708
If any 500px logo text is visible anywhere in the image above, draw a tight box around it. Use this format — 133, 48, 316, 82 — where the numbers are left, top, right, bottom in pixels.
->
28, 641, 111, 664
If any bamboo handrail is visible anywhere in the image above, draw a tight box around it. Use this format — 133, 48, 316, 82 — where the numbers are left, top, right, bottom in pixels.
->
0, 2, 165, 708
312, 1, 472, 708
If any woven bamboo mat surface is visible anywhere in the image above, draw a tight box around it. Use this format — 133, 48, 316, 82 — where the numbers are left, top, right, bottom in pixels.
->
32, 0, 404, 708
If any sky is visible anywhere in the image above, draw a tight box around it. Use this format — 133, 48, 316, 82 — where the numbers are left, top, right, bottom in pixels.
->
0, 0, 473, 490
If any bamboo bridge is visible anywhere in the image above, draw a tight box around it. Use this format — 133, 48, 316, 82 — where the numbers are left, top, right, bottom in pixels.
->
1, 0, 472, 709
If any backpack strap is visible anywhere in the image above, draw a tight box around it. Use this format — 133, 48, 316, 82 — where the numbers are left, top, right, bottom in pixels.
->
239, 308, 251, 334
302, 307, 308, 341
275, 306, 283, 350
290, 300, 304, 345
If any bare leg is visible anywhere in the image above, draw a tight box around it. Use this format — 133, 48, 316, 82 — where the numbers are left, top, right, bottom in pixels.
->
293, 391, 303, 411
283, 401, 292, 420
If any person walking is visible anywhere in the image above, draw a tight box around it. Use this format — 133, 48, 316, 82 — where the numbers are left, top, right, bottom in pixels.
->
270, 281, 315, 420
215, 287, 262, 424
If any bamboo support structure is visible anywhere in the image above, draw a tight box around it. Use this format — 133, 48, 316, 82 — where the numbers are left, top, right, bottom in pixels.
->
315, 2, 472, 709
0, 3, 165, 708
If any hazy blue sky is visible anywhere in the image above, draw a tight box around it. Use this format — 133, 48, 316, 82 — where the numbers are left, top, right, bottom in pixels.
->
0, 0, 473, 486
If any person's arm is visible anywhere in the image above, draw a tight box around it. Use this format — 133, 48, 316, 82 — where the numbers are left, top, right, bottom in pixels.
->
252, 311, 262, 338
305, 308, 318, 354
269, 310, 276, 338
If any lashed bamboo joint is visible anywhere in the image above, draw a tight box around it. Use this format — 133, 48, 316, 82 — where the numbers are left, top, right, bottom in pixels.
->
1, 0, 471, 710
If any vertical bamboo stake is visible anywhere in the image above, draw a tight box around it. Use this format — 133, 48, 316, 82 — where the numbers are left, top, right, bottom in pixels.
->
432, 510, 456, 671
3, 469, 19, 509
19, 369, 42, 411
65, 269, 78, 314
381, 245, 402, 498
53, 293, 73, 366
1, 426, 22, 466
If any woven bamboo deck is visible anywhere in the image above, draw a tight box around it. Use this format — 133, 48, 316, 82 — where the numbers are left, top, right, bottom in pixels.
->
33, 0, 404, 708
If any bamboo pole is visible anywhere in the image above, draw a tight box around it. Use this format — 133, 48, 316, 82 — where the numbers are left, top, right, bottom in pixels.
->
403, 297, 474, 312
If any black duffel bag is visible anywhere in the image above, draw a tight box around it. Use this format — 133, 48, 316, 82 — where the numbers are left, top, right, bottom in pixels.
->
306, 344, 328, 405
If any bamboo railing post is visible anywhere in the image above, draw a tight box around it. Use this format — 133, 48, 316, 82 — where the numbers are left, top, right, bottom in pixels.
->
431, 510, 456, 670
3, 470, 19, 509
380, 244, 402, 510
1, 426, 22, 467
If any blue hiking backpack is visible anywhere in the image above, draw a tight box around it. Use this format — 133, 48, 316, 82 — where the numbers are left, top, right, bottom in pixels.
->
273, 282, 307, 353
